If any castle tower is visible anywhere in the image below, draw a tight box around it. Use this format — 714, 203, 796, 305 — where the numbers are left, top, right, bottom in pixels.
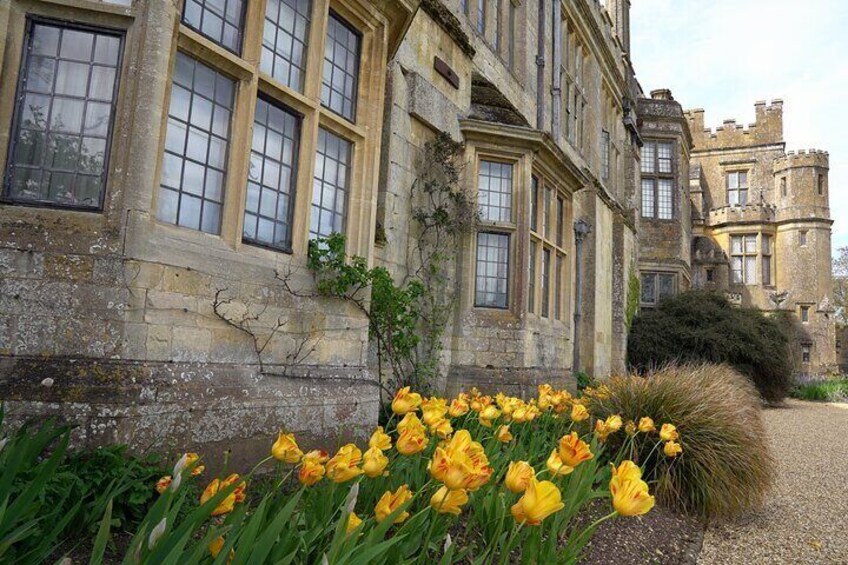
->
773, 150, 835, 373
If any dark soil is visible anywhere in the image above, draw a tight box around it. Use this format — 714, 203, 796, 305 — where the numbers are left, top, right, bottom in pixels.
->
578, 500, 704, 565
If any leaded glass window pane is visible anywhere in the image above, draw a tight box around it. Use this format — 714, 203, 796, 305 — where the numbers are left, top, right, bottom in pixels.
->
601, 129, 610, 180
640, 273, 656, 304
555, 254, 564, 319
541, 248, 550, 317
658, 274, 675, 301
157, 53, 234, 234
243, 98, 300, 251
478, 160, 512, 222
528, 240, 536, 313
321, 13, 360, 122
261, 0, 311, 92
182, 0, 246, 54
310, 127, 351, 239
641, 142, 655, 173
641, 179, 655, 218
5, 22, 122, 209
530, 175, 538, 232
475, 232, 509, 308
658, 179, 673, 219
657, 141, 672, 173
557, 196, 564, 247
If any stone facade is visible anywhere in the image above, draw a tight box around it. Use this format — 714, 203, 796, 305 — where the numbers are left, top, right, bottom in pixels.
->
0, 0, 834, 458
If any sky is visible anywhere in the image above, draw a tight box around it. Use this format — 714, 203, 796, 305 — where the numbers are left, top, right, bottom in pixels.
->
630, 0, 847, 255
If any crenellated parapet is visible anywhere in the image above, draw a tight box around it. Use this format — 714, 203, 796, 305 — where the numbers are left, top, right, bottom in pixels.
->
685, 100, 784, 151
773, 149, 829, 173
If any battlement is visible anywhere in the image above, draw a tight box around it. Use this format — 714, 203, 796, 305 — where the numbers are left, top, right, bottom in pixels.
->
684, 99, 784, 151
774, 149, 829, 172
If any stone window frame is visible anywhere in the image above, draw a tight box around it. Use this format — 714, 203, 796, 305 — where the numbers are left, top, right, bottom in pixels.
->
798, 230, 808, 247
2, 17, 126, 212
801, 342, 812, 363
799, 304, 812, 324
726, 169, 749, 206
639, 271, 676, 308
561, 15, 588, 152
640, 139, 675, 220
181, 0, 248, 56
462, 0, 523, 79
0, 2, 135, 221
817, 173, 825, 196
149, 0, 387, 261
729, 232, 773, 287
528, 171, 569, 321
761, 233, 773, 287
780, 175, 787, 197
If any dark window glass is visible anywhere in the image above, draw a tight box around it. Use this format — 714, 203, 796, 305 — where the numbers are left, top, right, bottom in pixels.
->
477, 0, 486, 34
244, 98, 300, 251
556, 196, 564, 246
528, 240, 536, 313
601, 129, 610, 180
182, 0, 246, 54
801, 306, 810, 323
475, 232, 509, 308
311, 127, 351, 239
658, 274, 675, 301
5, 22, 122, 209
541, 248, 550, 317
261, 0, 311, 92
157, 53, 234, 234
530, 175, 538, 232
321, 13, 360, 122
478, 160, 512, 222
640, 273, 656, 305
802, 345, 811, 363
555, 254, 563, 320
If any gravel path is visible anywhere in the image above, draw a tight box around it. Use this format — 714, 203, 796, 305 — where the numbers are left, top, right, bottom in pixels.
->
698, 400, 848, 564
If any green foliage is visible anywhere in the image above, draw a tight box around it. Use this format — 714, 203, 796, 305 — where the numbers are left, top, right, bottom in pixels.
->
627, 291, 793, 402
791, 378, 848, 402
589, 364, 774, 518
574, 371, 595, 392
625, 270, 640, 330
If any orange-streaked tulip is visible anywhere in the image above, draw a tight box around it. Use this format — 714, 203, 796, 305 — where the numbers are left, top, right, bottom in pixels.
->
346, 512, 363, 534
429, 446, 474, 490
448, 398, 470, 417
610, 460, 643, 487
557, 432, 594, 468
396, 428, 429, 455
570, 403, 590, 422
155, 476, 171, 494
430, 485, 469, 515
208, 536, 234, 561
302, 449, 329, 464
611, 476, 655, 516
221, 474, 246, 503
298, 457, 325, 486
326, 444, 364, 483
363, 446, 389, 478
392, 386, 422, 415
184, 453, 205, 476
374, 485, 413, 524
638, 417, 656, 433
664, 440, 683, 458
369, 426, 392, 451
496, 425, 513, 443
511, 478, 565, 525
504, 461, 535, 493
660, 423, 679, 441
546, 449, 573, 476
271, 432, 303, 464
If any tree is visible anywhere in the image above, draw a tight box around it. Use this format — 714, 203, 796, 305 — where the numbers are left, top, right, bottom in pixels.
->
835, 246, 848, 327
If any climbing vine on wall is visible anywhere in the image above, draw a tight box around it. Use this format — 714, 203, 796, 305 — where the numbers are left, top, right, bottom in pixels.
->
626, 269, 640, 330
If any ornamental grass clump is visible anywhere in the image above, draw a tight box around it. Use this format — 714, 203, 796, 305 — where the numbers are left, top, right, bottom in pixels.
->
587, 363, 774, 518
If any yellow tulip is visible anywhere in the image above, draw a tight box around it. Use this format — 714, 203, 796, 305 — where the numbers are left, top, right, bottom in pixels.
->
346, 512, 363, 534
638, 417, 656, 433
605, 414, 623, 432
200, 478, 236, 516
374, 485, 413, 524
479, 405, 501, 427
611, 476, 655, 516
504, 461, 535, 493
546, 449, 573, 476
392, 386, 422, 415
271, 432, 303, 464
184, 453, 205, 476
302, 449, 329, 464
557, 432, 594, 468
570, 403, 590, 422
664, 440, 683, 458
496, 425, 513, 443
397, 412, 427, 435
610, 460, 643, 486
298, 457, 325, 486
421, 397, 449, 426
429, 446, 474, 490
221, 474, 246, 503
209, 536, 235, 561
625, 421, 637, 436
326, 444, 364, 483
396, 428, 429, 455
369, 426, 392, 451
363, 446, 389, 478
448, 398, 470, 417
510, 478, 565, 525
430, 417, 454, 439
660, 423, 679, 441
430, 485, 469, 515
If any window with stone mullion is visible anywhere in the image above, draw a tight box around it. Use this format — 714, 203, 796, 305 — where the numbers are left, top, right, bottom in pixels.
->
261, 0, 312, 92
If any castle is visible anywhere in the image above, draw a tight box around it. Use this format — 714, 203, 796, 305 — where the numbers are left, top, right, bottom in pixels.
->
0, 0, 836, 459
